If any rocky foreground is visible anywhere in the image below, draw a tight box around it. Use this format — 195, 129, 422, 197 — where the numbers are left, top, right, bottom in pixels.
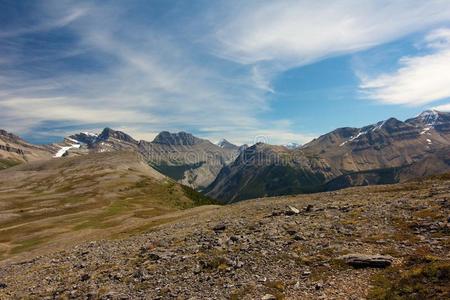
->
0, 176, 449, 299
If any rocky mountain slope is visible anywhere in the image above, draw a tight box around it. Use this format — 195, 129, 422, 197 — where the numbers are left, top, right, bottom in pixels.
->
0, 151, 216, 262
217, 139, 240, 151
0, 129, 52, 169
65, 128, 240, 190
206, 110, 450, 202
0, 175, 448, 299
141, 132, 239, 190
0, 127, 241, 191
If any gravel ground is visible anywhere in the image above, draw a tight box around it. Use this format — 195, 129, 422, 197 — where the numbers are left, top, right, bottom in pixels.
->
0, 178, 449, 299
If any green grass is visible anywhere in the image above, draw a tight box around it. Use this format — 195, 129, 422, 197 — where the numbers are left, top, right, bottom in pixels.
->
0, 158, 21, 170
368, 257, 450, 299
10, 236, 50, 255
180, 184, 219, 207
0, 159, 220, 260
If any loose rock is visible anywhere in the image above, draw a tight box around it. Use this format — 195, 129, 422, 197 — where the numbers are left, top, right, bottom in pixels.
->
338, 254, 393, 268
213, 224, 226, 232
286, 205, 300, 215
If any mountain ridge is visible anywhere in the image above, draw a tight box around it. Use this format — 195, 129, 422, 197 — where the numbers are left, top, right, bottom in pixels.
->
1, 109, 449, 197
206, 110, 450, 202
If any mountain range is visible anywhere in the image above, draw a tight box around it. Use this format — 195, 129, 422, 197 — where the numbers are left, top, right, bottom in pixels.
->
1, 110, 450, 203
0, 110, 449, 298
205, 110, 450, 202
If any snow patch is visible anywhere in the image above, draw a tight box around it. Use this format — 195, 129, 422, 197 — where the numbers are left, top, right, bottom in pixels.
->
420, 127, 431, 135
284, 142, 301, 149
371, 120, 386, 132
339, 131, 367, 147
83, 132, 98, 137
53, 143, 81, 158
66, 137, 80, 144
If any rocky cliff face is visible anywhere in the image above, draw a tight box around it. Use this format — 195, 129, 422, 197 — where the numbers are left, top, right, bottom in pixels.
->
140, 132, 239, 190
0, 129, 52, 167
206, 110, 450, 202
152, 131, 204, 146
217, 139, 239, 151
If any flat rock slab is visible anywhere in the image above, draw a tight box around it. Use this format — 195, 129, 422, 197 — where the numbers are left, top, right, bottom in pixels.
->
338, 254, 393, 268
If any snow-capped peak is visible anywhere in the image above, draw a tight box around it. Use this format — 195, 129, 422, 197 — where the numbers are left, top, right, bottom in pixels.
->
418, 109, 440, 125
217, 138, 227, 147
217, 138, 234, 148
82, 132, 98, 137
284, 142, 301, 149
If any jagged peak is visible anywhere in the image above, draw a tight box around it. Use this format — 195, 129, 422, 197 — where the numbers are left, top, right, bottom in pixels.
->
152, 131, 204, 146
0, 129, 22, 141
217, 138, 238, 149
418, 109, 440, 124
283, 142, 301, 149
418, 109, 440, 117
97, 128, 137, 144
406, 109, 450, 127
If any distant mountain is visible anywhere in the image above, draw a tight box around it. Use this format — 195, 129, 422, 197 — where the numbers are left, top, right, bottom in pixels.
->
97, 127, 137, 144
69, 132, 98, 145
153, 131, 204, 146
140, 132, 239, 189
216, 139, 239, 151
238, 144, 249, 152
284, 142, 301, 149
205, 110, 450, 202
3, 109, 449, 197
0, 129, 52, 169
63, 129, 238, 190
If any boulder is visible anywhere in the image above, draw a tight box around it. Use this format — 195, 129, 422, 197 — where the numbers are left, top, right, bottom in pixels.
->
213, 223, 226, 232
338, 254, 393, 268
286, 205, 300, 215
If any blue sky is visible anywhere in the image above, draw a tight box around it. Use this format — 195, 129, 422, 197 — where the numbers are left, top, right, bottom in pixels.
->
1, 0, 450, 145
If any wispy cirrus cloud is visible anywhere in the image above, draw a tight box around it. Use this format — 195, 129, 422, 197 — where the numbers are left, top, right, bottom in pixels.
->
2, 0, 450, 145
359, 28, 450, 106
0, 1, 269, 143
212, 0, 450, 67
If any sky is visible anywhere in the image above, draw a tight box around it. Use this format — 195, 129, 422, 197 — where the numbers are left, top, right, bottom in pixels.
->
1, 0, 450, 145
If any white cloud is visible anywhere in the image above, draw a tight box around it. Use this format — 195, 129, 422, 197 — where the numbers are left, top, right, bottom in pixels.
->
359, 28, 450, 105
2, 0, 450, 144
433, 103, 450, 112
213, 0, 450, 67
0, 97, 157, 124
0, 1, 269, 142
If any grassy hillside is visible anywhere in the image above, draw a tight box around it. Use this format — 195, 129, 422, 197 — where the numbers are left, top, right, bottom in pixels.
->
0, 151, 218, 262
0, 158, 21, 170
